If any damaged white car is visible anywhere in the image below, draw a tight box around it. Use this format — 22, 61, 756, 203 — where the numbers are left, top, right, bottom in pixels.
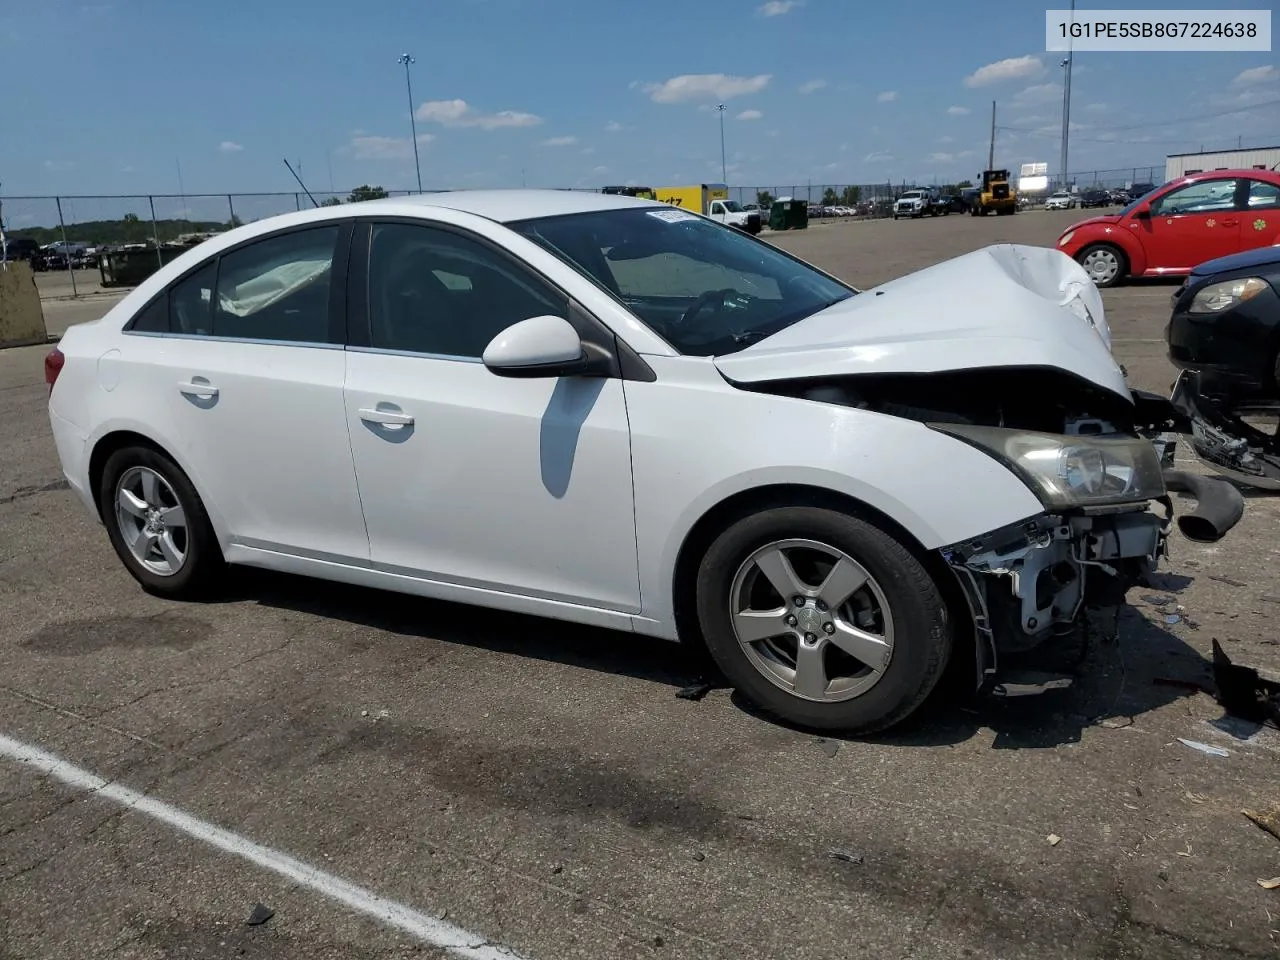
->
45, 190, 1243, 734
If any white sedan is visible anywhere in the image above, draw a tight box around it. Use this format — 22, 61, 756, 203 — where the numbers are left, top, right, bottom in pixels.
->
1045, 193, 1076, 210
44, 190, 1241, 733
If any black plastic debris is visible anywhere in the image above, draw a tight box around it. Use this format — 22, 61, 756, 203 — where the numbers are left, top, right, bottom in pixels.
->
815, 738, 840, 758
675, 680, 713, 701
245, 903, 274, 926
829, 849, 864, 864
1212, 639, 1280, 729
1208, 575, 1248, 587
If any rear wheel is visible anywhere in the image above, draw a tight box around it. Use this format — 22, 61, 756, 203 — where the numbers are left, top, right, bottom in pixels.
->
1077, 243, 1127, 288
694, 506, 953, 734
99, 445, 225, 598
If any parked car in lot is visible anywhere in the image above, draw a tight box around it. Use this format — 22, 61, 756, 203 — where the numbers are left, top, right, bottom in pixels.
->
1045, 192, 1076, 211
44, 190, 1243, 734
1166, 244, 1280, 489
1079, 189, 1110, 209
1056, 168, 1280, 288
892, 190, 937, 219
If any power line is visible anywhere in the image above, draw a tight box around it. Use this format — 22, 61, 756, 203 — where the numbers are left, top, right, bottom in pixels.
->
998, 126, 1280, 147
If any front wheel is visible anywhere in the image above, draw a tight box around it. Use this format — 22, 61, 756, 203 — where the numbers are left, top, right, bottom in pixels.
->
99, 445, 226, 598
1077, 243, 1127, 288
695, 506, 953, 734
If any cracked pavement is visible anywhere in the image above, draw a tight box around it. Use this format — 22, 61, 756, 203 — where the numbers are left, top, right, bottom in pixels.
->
2, 211, 1279, 959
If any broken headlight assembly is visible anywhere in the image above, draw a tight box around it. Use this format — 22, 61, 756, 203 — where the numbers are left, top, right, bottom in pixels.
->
929, 424, 1166, 509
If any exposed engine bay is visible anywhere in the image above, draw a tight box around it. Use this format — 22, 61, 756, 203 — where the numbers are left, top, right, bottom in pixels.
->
745, 366, 1245, 683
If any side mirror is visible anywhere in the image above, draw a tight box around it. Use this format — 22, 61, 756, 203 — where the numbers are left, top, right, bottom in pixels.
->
1132, 203, 1152, 220
482, 314, 595, 379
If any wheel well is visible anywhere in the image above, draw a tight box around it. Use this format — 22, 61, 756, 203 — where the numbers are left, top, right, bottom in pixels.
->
87, 430, 170, 520
670, 484, 974, 659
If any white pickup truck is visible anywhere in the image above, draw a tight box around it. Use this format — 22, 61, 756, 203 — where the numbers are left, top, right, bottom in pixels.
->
892, 190, 938, 220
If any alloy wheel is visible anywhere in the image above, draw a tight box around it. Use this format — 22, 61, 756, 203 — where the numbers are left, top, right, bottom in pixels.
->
114, 466, 188, 576
729, 539, 895, 703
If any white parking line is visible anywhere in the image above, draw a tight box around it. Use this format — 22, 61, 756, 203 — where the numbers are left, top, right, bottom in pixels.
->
0, 732, 530, 960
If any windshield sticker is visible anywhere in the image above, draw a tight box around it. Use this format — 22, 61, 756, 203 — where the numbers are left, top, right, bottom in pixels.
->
647, 208, 699, 223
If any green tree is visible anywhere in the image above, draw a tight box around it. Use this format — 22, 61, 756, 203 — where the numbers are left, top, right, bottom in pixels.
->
821, 187, 839, 206
320, 197, 343, 207
840, 185, 861, 206
756, 189, 775, 207
956, 179, 973, 188
347, 185, 389, 203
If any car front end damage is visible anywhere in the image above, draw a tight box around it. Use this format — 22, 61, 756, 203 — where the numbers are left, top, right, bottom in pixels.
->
740, 367, 1245, 687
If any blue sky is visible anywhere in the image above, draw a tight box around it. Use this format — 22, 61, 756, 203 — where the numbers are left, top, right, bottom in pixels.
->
2, 0, 1278, 205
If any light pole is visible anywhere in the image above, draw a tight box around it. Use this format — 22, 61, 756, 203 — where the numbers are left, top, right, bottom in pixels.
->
1059, 0, 1076, 191
716, 104, 727, 183
398, 53, 424, 193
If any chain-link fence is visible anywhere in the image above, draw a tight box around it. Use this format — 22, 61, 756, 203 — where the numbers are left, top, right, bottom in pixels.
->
1, 169, 1166, 293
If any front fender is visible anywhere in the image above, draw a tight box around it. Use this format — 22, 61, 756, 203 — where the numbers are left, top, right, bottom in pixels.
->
1064, 226, 1147, 276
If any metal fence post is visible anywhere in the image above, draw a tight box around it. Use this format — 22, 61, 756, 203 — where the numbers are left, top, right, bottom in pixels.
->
227, 194, 236, 227
148, 195, 163, 269
55, 196, 78, 297
295, 193, 301, 212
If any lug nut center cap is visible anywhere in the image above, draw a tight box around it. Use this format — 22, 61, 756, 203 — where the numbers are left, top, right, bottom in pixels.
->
795, 606, 825, 636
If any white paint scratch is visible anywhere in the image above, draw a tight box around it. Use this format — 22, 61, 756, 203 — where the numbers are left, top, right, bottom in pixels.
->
0, 732, 530, 960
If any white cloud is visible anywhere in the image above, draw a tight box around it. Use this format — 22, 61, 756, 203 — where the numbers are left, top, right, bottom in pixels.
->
604, 120, 623, 132
877, 91, 897, 102
823, 162, 840, 171
540, 136, 578, 147
348, 133, 435, 160
799, 79, 827, 94
946, 105, 970, 116
737, 109, 763, 120
864, 151, 893, 163
415, 99, 542, 130
758, 0, 800, 14
938, 136, 955, 144
43, 160, 76, 171
581, 146, 595, 154
957, 150, 976, 158
964, 55, 1043, 88
929, 152, 954, 162
591, 165, 609, 174
1233, 65, 1277, 86
644, 73, 772, 103
1084, 102, 1109, 112
218, 141, 244, 153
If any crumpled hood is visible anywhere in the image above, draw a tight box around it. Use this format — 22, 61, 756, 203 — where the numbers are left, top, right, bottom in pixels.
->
714, 242, 1129, 400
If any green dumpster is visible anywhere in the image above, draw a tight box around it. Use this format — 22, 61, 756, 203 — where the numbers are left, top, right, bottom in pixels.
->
768, 198, 808, 231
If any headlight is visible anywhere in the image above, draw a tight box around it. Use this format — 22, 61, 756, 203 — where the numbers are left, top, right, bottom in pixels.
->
1058, 230, 1074, 246
1188, 276, 1267, 314
930, 424, 1166, 509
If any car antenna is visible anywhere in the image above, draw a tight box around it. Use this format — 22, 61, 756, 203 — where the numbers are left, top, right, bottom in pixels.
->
283, 159, 319, 208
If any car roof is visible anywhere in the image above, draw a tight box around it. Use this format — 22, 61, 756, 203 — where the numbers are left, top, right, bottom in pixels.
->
353, 188, 658, 223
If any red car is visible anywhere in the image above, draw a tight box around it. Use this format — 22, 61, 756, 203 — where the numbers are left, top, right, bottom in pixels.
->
1055, 169, 1280, 288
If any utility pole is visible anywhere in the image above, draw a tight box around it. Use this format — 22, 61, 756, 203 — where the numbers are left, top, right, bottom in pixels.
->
987, 100, 996, 171
398, 53, 424, 193
716, 104, 727, 183
1059, 0, 1076, 190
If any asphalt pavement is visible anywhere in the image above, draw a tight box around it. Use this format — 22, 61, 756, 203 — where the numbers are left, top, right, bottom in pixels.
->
2, 209, 1278, 959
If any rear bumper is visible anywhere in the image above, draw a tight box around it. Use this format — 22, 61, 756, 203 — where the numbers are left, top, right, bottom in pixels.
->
48, 408, 96, 517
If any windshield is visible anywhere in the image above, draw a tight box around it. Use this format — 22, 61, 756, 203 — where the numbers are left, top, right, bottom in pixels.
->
510, 207, 855, 356
901, 192, 922, 199
721, 200, 743, 212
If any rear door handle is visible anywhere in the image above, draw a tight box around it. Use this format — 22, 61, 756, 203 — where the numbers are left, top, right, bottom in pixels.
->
178, 379, 218, 398
358, 406, 414, 426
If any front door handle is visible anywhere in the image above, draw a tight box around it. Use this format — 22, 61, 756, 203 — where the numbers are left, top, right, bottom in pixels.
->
1220, 218, 1238, 227
358, 406, 414, 426
178, 379, 218, 398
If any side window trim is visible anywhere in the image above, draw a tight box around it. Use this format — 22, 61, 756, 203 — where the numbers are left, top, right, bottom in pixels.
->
347, 215, 655, 381
123, 220, 355, 348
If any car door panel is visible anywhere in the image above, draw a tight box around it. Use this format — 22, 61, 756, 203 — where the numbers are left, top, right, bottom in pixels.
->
121, 222, 370, 562
1136, 178, 1242, 271
1243, 179, 1280, 253
343, 219, 640, 612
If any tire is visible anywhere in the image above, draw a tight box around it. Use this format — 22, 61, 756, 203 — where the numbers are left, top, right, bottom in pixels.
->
694, 506, 953, 734
99, 445, 226, 599
1076, 242, 1127, 288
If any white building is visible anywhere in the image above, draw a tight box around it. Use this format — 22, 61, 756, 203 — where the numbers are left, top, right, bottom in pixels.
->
1166, 146, 1280, 181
